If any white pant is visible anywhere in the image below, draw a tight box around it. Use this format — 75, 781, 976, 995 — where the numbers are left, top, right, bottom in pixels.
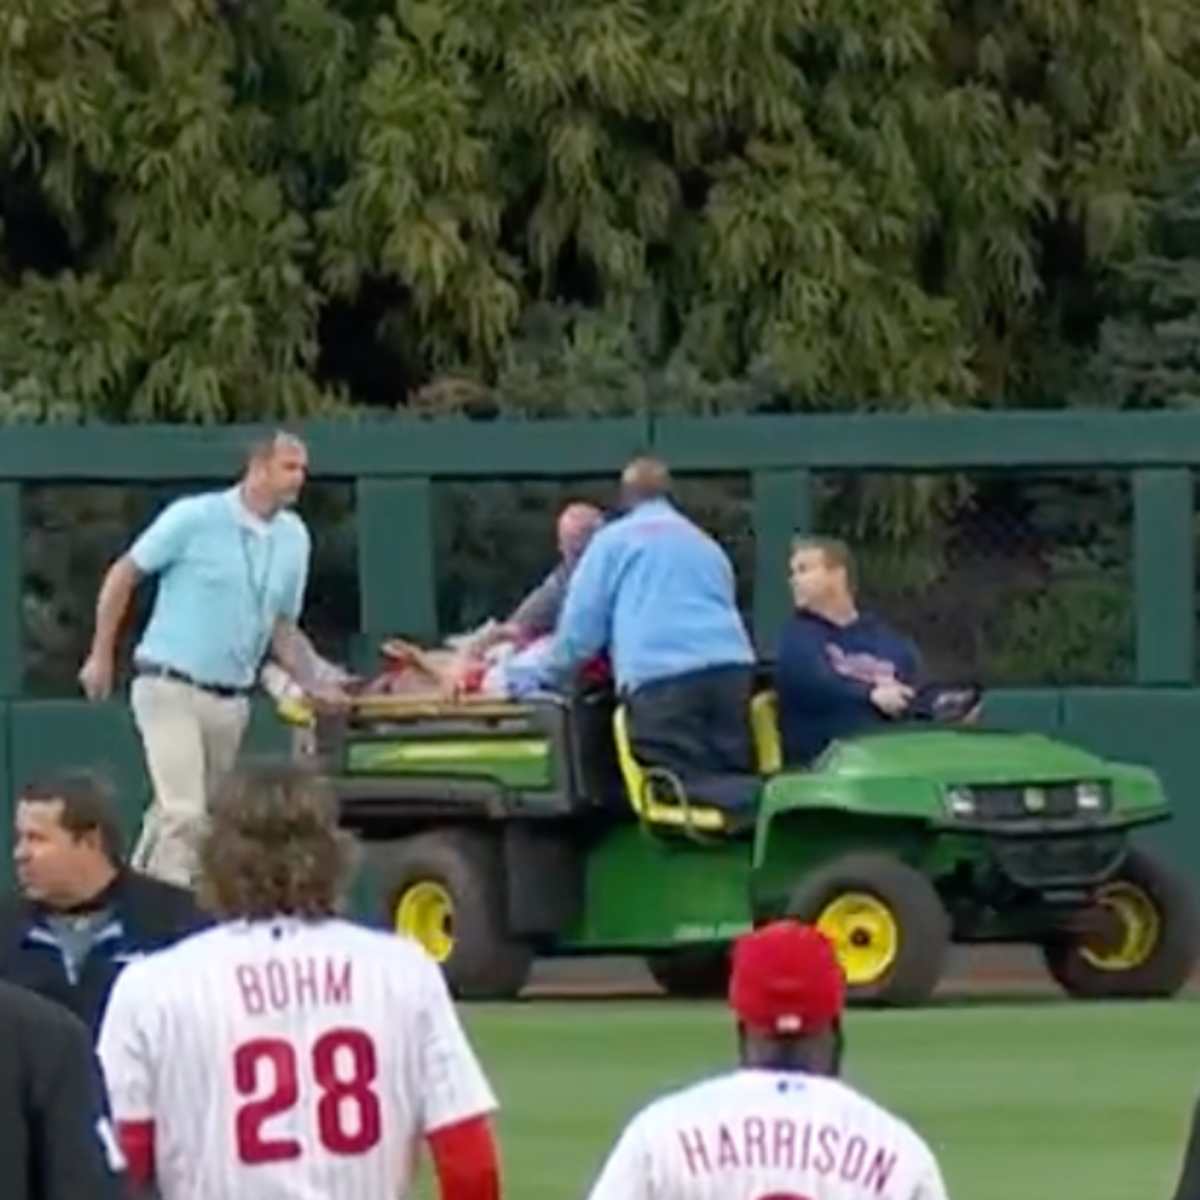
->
130, 675, 251, 888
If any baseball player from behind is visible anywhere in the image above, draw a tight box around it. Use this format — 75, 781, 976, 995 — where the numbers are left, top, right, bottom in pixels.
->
584, 921, 950, 1200
96, 759, 502, 1200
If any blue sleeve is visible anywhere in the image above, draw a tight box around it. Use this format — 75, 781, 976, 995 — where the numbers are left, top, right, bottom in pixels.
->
280, 521, 311, 622
504, 658, 551, 699
548, 534, 616, 678
127, 497, 202, 575
775, 619, 874, 707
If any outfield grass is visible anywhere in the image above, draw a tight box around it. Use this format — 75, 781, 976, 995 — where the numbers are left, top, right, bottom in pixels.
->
448, 999, 1196, 1200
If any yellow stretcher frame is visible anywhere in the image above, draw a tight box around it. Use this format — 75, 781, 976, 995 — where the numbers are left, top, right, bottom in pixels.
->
349, 694, 534, 722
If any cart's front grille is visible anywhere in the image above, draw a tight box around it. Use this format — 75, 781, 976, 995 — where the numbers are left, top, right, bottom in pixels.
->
972, 784, 1082, 821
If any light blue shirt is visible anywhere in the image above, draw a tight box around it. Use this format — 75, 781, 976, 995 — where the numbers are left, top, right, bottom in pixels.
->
130, 488, 311, 689
549, 498, 755, 693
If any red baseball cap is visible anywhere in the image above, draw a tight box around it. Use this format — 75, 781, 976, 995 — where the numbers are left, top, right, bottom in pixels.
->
729, 921, 846, 1035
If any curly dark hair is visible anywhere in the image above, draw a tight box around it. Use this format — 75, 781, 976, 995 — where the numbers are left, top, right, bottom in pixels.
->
196, 759, 357, 921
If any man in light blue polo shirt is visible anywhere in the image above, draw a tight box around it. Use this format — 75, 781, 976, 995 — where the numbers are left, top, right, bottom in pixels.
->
548, 457, 757, 796
79, 432, 319, 887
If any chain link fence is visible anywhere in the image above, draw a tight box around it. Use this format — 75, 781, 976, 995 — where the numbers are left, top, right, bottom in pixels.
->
813, 471, 1134, 685
432, 474, 755, 632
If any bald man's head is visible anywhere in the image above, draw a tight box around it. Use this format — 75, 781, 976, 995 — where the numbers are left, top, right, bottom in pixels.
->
620, 457, 672, 507
557, 502, 603, 562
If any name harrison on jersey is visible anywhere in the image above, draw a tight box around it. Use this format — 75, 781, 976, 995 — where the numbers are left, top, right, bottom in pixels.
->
677, 1117, 898, 1194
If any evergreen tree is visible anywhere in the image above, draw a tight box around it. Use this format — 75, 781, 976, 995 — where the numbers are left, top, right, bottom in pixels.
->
1087, 151, 1200, 410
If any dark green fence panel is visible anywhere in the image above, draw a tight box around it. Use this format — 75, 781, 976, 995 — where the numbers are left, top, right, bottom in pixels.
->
357, 477, 437, 642
0, 486, 20, 701
8, 700, 288, 843
2, 411, 1200, 887
648, 410, 1200, 469
0, 704, 11, 869
980, 690, 1063, 735
1059, 690, 1200, 871
1132, 470, 1195, 685
750, 468, 813, 650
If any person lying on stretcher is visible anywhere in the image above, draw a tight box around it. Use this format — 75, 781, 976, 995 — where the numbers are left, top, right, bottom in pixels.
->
379, 633, 556, 701
379, 628, 612, 700
263, 624, 611, 721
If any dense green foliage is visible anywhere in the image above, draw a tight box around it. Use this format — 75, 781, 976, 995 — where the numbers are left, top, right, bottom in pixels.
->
1088, 151, 1200, 412
4, 0, 1199, 417
6, 0, 1200, 687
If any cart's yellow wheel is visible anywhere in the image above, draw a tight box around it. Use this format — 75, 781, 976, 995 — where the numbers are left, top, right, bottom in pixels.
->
395, 880, 455, 962
1080, 881, 1161, 971
1042, 847, 1198, 999
817, 892, 900, 986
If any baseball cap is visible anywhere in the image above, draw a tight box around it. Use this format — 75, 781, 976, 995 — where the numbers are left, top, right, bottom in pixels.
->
729, 921, 846, 1035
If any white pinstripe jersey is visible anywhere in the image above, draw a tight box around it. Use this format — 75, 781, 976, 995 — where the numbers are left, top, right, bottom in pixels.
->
585, 1069, 950, 1200
96, 918, 496, 1200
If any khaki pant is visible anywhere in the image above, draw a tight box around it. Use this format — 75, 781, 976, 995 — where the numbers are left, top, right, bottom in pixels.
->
130, 675, 251, 888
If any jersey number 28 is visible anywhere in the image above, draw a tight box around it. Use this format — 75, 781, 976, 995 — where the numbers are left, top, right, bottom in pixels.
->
234, 1028, 382, 1163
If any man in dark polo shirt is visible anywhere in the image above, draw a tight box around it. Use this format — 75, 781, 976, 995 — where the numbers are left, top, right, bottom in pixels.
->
0, 771, 205, 1037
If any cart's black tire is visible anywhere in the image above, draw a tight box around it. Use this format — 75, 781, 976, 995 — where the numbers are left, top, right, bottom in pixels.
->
788, 852, 950, 1008
364, 830, 534, 1000
646, 947, 730, 998
1042, 847, 1200, 1000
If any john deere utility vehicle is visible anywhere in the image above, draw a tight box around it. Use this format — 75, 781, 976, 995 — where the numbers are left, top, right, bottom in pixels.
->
299, 683, 1198, 1007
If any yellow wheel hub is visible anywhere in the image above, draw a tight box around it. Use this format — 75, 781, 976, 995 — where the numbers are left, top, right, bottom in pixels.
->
817, 892, 899, 986
395, 881, 455, 963
1080, 882, 1160, 971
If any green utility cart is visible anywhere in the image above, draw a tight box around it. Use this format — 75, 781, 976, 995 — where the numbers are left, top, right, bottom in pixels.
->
302, 685, 1199, 1007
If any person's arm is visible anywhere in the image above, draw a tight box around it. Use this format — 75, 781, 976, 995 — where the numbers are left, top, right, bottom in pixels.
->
269, 522, 317, 686
774, 618, 874, 707
1171, 1096, 1200, 1200
584, 1115, 654, 1200
415, 954, 501, 1200
32, 1010, 129, 1200
96, 966, 157, 1186
547, 535, 616, 680
90, 497, 200, 660
507, 567, 566, 638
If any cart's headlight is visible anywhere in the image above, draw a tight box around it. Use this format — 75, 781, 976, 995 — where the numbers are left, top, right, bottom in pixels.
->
1077, 782, 1106, 812
946, 786, 976, 817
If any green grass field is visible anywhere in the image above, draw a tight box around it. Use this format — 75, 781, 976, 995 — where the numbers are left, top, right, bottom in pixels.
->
447, 999, 1196, 1200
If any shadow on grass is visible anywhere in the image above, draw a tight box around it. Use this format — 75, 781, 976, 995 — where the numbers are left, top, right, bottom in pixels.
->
926, 991, 1069, 1009
503, 987, 1072, 1008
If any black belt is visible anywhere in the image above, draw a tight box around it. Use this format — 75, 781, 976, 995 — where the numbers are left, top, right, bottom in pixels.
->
134, 661, 251, 699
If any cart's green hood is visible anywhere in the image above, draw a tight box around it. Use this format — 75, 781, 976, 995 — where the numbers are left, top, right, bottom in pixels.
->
758, 728, 1167, 821
816, 728, 1115, 782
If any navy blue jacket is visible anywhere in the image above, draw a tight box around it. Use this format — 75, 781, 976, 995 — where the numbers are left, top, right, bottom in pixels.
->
0, 980, 128, 1200
775, 609, 920, 765
0, 868, 206, 1037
